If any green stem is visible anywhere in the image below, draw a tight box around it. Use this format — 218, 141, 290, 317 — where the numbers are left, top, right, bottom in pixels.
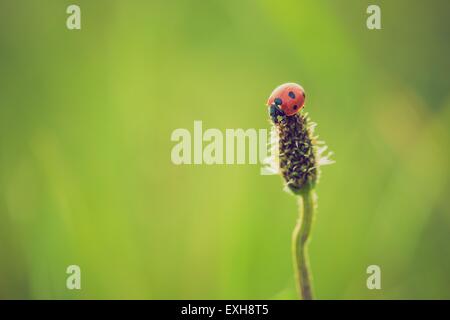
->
292, 189, 316, 300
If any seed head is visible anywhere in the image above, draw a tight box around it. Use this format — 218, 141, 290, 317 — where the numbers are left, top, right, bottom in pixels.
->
275, 112, 318, 194
266, 99, 333, 194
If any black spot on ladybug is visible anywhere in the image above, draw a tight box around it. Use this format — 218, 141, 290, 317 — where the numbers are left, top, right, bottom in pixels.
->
274, 98, 282, 105
293, 105, 298, 110
288, 91, 296, 99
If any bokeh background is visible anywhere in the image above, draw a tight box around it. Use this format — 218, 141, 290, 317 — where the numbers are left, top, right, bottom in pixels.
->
1, 0, 449, 299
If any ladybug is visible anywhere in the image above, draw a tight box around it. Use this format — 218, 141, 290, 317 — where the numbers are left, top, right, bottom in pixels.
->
267, 83, 306, 117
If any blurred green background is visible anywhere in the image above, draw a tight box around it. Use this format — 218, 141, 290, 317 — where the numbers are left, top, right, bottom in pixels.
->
1, 0, 449, 299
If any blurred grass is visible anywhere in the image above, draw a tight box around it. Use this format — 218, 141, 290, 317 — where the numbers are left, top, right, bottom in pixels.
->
0, 0, 449, 299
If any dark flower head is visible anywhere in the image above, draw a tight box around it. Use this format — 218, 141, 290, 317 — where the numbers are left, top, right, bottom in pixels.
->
267, 108, 333, 195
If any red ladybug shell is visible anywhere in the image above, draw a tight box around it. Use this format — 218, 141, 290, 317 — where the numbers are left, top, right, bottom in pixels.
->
267, 83, 306, 116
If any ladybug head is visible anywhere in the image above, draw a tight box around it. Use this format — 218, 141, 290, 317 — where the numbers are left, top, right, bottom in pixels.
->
267, 83, 306, 117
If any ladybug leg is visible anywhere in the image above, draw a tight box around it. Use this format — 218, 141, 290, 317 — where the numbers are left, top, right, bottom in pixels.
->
269, 104, 285, 123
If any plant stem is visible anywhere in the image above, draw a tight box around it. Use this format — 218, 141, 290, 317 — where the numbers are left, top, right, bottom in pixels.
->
292, 189, 316, 300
